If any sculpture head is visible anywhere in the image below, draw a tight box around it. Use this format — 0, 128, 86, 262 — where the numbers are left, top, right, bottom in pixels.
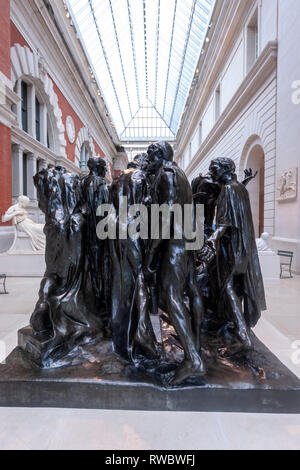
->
34, 168, 58, 215
147, 141, 174, 173
87, 157, 107, 178
55, 166, 67, 174
261, 232, 270, 241
17, 195, 30, 208
192, 173, 221, 205
127, 153, 149, 171
209, 157, 236, 183
34, 166, 80, 218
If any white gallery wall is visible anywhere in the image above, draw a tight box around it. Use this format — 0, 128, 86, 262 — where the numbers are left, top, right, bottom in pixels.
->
177, 0, 300, 273
274, 0, 300, 272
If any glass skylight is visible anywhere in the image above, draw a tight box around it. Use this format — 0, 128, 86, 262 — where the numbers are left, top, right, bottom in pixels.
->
66, 0, 215, 141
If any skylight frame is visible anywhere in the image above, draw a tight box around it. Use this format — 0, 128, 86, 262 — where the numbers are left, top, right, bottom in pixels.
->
66, 0, 215, 141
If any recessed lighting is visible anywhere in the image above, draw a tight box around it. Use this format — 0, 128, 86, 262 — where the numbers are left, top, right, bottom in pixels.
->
205, 37, 210, 43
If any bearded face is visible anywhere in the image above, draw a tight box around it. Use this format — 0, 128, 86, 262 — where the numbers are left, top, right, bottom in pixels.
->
87, 157, 107, 177
147, 141, 173, 174
147, 143, 164, 174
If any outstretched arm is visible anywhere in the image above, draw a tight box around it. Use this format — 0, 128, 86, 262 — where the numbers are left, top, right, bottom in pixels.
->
2, 208, 25, 223
242, 168, 258, 186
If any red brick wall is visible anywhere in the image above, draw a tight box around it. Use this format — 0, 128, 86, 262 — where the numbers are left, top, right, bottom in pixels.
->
10, 20, 31, 49
52, 80, 106, 162
52, 79, 84, 162
10, 22, 106, 164
0, 124, 12, 224
0, 0, 11, 78
0, 2, 11, 225
1, 21, 106, 226
93, 138, 105, 157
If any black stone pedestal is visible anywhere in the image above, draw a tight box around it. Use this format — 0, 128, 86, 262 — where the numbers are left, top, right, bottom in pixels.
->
0, 327, 300, 413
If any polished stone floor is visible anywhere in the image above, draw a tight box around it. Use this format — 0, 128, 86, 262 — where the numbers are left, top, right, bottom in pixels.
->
0, 276, 299, 450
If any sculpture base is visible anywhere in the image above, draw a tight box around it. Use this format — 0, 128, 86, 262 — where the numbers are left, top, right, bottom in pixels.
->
258, 251, 280, 282
0, 327, 300, 413
0, 252, 45, 277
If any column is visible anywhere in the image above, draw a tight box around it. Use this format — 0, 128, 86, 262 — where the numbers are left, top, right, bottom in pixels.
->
26, 153, 37, 201
40, 104, 48, 147
0, 124, 12, 222
12, 144, 24, 198
28, 85, 36, 138
37, 158, 48, 171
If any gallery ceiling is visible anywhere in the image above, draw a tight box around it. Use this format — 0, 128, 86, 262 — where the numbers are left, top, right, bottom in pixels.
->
66, 0, 215, 141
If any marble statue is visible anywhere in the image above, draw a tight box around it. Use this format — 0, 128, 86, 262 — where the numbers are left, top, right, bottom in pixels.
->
277, 167, 298, 201
2, 196, 45, 252
256, 232, 272, 252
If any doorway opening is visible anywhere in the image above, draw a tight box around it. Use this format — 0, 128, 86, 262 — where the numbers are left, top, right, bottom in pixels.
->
245, 143, 265, 238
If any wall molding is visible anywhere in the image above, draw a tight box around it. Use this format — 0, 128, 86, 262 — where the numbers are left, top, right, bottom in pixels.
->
184, 41, 278, 178
74, 126, 96, 167
176, 0, 257, 156
239, 135, 264, 178
272, 237, 300, 245
11, 127, 80, 174
11, 44, 67, 158
10, 0, 119, 161
0, 72, 20, 128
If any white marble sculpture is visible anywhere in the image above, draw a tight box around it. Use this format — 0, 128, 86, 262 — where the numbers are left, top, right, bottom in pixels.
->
277, 167, 298, 201
2, 196, 45, 252
256, 232, 272, 252
256, 232, 280, 281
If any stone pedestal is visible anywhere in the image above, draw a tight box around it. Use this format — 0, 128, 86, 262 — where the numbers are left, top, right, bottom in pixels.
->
0, 231, 45, 277
0, 327, 299, 413
0, 227, 15, 253
0, 252, 45, 277
258, 251, 280, 282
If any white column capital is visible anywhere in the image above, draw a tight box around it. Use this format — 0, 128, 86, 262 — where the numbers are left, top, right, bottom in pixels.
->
38, 159, 48, 170
12, 143, 24, 153
27, 152, 38, 162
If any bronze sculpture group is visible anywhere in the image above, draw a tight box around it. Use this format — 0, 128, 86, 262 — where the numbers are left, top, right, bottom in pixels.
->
25, 141, 266, 385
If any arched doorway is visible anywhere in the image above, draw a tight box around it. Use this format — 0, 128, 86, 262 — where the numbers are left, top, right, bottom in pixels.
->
75, 127, 95, 169
245, 142, 265, 238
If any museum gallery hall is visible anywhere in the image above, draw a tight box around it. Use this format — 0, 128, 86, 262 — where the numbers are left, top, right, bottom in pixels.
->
0, 0, 299, 451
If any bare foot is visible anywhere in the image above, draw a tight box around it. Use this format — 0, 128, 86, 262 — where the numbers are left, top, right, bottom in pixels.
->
171, 359, 206, 385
